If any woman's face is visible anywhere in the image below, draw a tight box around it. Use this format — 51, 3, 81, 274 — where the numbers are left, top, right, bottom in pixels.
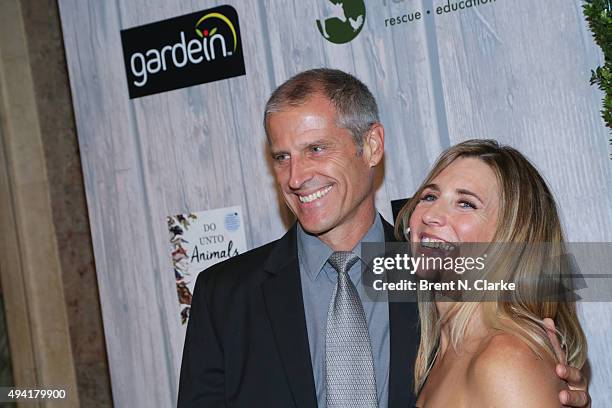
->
409, 157, 500, 248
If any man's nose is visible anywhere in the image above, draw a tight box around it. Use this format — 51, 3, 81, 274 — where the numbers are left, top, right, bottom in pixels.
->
288, 157, 313, 190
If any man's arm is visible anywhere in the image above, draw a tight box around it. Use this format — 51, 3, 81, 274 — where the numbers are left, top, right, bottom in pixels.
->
543, 318, 590, 408
177, 272, 226, 407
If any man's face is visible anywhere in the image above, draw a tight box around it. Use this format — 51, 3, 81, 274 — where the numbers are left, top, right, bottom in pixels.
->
266, 94, 380, 240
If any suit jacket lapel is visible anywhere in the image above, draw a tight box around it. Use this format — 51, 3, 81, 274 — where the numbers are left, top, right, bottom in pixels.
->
388, 297, 419, 407
261, 225, 317, 408
382, 217, 420, 408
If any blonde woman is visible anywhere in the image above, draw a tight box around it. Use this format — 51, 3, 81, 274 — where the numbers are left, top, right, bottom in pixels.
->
395, 139, 588, 407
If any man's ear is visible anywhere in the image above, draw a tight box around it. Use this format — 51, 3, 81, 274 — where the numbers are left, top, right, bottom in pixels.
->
362, 123, 384, 167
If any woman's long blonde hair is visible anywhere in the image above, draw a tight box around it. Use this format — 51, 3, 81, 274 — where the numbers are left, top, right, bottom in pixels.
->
395, 139, 587, 394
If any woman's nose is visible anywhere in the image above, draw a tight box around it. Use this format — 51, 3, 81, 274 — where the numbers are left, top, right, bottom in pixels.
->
422, 202, 447, 226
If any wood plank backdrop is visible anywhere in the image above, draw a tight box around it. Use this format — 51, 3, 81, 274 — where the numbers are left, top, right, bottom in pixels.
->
58, 0, 612, 405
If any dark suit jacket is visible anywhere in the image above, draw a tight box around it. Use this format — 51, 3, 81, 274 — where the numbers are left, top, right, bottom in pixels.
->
178, 217, 420, 407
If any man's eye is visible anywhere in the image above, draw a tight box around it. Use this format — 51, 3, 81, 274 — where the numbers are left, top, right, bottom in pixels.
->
311, 145, 324, 153
274, 154, 289, 162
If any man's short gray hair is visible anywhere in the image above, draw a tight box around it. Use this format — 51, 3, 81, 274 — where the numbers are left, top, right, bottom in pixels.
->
263, 68, 380, 150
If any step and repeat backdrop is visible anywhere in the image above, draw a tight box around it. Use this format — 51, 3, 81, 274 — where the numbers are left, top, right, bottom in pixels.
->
58, 0, 611, 406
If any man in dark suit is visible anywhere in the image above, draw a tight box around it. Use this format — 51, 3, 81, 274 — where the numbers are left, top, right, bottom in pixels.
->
178, 69, 590, 408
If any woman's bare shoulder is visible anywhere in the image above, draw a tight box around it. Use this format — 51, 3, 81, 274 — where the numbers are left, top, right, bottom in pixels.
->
464, 333, 563, 407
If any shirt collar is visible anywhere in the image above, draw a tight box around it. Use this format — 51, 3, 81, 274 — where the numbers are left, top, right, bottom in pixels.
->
297, 214, 385, 281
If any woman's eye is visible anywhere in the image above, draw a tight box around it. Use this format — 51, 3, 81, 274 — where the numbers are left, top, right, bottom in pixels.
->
420, 194, 436, 202
459, 200, 477, 209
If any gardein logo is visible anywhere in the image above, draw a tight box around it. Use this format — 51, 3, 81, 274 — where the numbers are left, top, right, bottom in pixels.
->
316, 0, 366, 44
194, 12, 238, 55
121, 5, 245, 99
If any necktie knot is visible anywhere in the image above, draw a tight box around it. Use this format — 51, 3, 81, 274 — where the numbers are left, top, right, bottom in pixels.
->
328, 251, 360, 275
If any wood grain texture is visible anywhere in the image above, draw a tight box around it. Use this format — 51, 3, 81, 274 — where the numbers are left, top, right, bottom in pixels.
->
58, 0, 612, 405
58, 0, 175, 405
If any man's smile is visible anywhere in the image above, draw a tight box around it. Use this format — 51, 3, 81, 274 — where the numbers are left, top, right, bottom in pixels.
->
297, 185, 333, 203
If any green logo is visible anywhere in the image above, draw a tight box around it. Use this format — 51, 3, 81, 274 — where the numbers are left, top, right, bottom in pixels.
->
316, 0, 366, 44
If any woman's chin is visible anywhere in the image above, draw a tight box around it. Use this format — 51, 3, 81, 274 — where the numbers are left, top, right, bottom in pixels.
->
414, 267, 441, 282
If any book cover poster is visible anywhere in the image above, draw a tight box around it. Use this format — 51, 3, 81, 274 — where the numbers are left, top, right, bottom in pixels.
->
167, 206, 247, 324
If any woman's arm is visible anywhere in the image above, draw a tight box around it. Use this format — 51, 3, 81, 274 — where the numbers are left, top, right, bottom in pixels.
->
466, 334, 564, 408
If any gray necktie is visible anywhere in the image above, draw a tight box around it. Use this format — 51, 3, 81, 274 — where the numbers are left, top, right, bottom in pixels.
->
325, 251, 378, 408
